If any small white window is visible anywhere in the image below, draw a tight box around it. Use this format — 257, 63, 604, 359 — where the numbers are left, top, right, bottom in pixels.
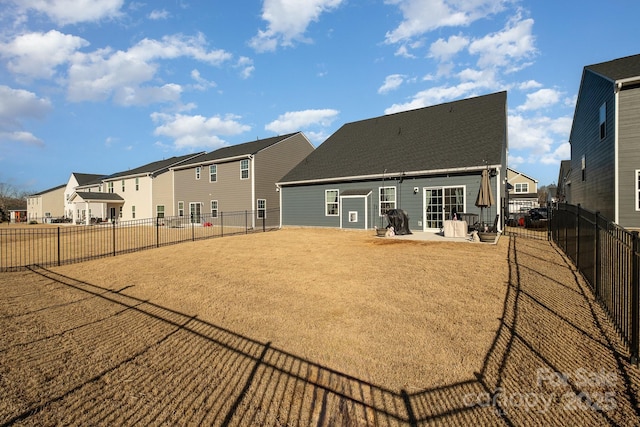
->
178, 201, 184, 217
636, 170, 640, 211
210, 165, 217, 182
157, 205, 165, 218
240, 159, 249, 179
325, 189, 339, 216
195, 166, 201, 180
379, 186, 396, 216
582, 155, 586, 182
349, 211, 358, 222
131, 205, 136, 219
257, 199, 266, 219
121, 180, 125, 192
211, 200, 218, 218
514, 183, 529, 193
135, 177, 139, 191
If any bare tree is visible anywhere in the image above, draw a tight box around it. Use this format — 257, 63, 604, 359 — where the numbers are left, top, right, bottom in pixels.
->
0, 182, 27, 222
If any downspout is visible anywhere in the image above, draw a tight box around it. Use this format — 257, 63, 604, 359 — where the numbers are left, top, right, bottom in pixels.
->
277, 183, 282, 229
615, 82, 621, 224
250, 155, 255, 229
495, 168, 502, 232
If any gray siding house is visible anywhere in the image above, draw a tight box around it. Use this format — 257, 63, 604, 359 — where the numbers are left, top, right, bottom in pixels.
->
569, 53, 640, 226
278, 92, 508, 232
170, 132, 314, 229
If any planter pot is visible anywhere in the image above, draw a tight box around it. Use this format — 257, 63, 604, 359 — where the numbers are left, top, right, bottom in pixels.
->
478, 232, 498, 243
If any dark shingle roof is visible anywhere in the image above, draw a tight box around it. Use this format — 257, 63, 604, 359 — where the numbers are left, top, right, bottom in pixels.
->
72, 192, 124, 202
176, 133, 300, 167
586, 53, 640, 81
30, 183, 66, 196
105, 153, 204, 180
74, 173, 106, 186
280, 92, 506, 184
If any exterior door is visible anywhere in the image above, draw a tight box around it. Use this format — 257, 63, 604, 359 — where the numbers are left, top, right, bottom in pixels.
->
189, 202, 201, 223
110, 207, 116, 221
424, 188, 443, 230
424, 186, 465, 231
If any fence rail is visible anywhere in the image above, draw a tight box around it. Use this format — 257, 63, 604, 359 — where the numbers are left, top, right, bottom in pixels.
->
550, 203, 639, 364
0, 209, 279, 272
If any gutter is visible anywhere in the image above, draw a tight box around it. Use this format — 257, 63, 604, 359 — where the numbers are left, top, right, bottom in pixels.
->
277, 164, 502, 187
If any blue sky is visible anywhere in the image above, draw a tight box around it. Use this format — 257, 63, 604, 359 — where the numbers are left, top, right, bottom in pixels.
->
1, 0, 638, 193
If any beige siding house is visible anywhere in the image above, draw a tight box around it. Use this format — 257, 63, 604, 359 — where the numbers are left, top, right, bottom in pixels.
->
26, 184, 66, 223
506, 168, 539, 213
69, 153, 203, 224
171, 132, 314, 228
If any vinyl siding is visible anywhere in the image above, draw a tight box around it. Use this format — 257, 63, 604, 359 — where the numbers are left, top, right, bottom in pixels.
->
152, 173, 174, 216
173, 160, 252, 217
617, 86, 640, 227
254, 133, 314, 227
340, 196, 369, 229
569, 70, 616, 220
282, 172, 498, 230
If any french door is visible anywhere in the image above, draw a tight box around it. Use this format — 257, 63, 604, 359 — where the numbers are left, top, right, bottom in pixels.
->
189, 202, 201, 223
424, 187, 465, 230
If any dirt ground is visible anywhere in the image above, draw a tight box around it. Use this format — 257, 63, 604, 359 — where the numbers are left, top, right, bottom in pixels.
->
1, 228, 639, 426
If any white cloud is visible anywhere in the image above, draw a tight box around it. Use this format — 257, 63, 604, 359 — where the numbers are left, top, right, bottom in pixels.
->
15, 0, 124, 25
428, 34, 469, 62
378, 74, 405, 94
265, 109, 339, 134
468, 14, 536, 70
151, 112, 251, 150
518, 80, 542, 90
0, 86, 51, 146
235, 56, 255, 79
517, 88, 562, 111
249, 0, 344, 52
384, 0, 507, 44
508, 114, 572, 155
67, 33, 232, 105
190, 69, 217, 91
0, 30, 89, 80
148, 9, 169, 20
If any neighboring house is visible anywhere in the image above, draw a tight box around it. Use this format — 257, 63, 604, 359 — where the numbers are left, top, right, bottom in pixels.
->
278, 92, 508, 232
170, 132, 314, 229
64, 173, 106, 222
26, 184, 66, 222
556, 160, 572, 204
69, 153, 204, 224
569, 53, 640, 226
506, 168, 539, 213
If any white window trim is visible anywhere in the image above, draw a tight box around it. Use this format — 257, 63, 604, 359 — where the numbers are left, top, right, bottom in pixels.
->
514, 182, 529, 194
156, 205, 165, 218
211, 200, 218, 218
178, 201, 184, 217
209, 164, 217, 183
325, 189, 339, 216
240, 159, 249, 180
379, 186, 397, 216
257, 199, 266, 219
195, 166, 201, 180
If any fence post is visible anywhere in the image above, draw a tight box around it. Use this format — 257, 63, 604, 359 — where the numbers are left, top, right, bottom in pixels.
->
191, 220, 195, 241
156, 216, 160, 248
112, 220, 116, 257
576, 204, 581, 268
262, 212, 265, 232
221, 212, 224, 238
57, 227, 61, 267
245, 210, 248, 234
631, 231, 639, 365
594, 212, 600, 298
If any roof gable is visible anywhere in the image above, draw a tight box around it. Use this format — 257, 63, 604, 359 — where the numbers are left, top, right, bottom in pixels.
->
585, 53, 640, 81
73, 173, 106, 186
280, 92, 506, 184
176, 132, 301, 168
105, 152, 204, 180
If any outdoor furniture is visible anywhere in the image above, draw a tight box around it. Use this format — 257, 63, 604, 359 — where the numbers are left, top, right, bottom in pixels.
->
443, 220, 467, 238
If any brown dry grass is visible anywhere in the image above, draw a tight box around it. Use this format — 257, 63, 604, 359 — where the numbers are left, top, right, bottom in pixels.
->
1, 229, 639, 426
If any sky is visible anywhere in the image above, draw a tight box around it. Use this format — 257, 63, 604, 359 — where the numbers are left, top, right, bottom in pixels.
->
1, 0, 639, 193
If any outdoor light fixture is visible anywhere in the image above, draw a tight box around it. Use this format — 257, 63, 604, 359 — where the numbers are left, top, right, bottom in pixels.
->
414, 187, 419, 194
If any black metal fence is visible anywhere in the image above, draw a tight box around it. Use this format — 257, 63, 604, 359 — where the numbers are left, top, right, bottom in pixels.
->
0, 209, 280, 272
550, 203, 639, 364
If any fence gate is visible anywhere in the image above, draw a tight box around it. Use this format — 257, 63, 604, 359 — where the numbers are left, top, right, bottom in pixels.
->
501, 197, 550, 241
